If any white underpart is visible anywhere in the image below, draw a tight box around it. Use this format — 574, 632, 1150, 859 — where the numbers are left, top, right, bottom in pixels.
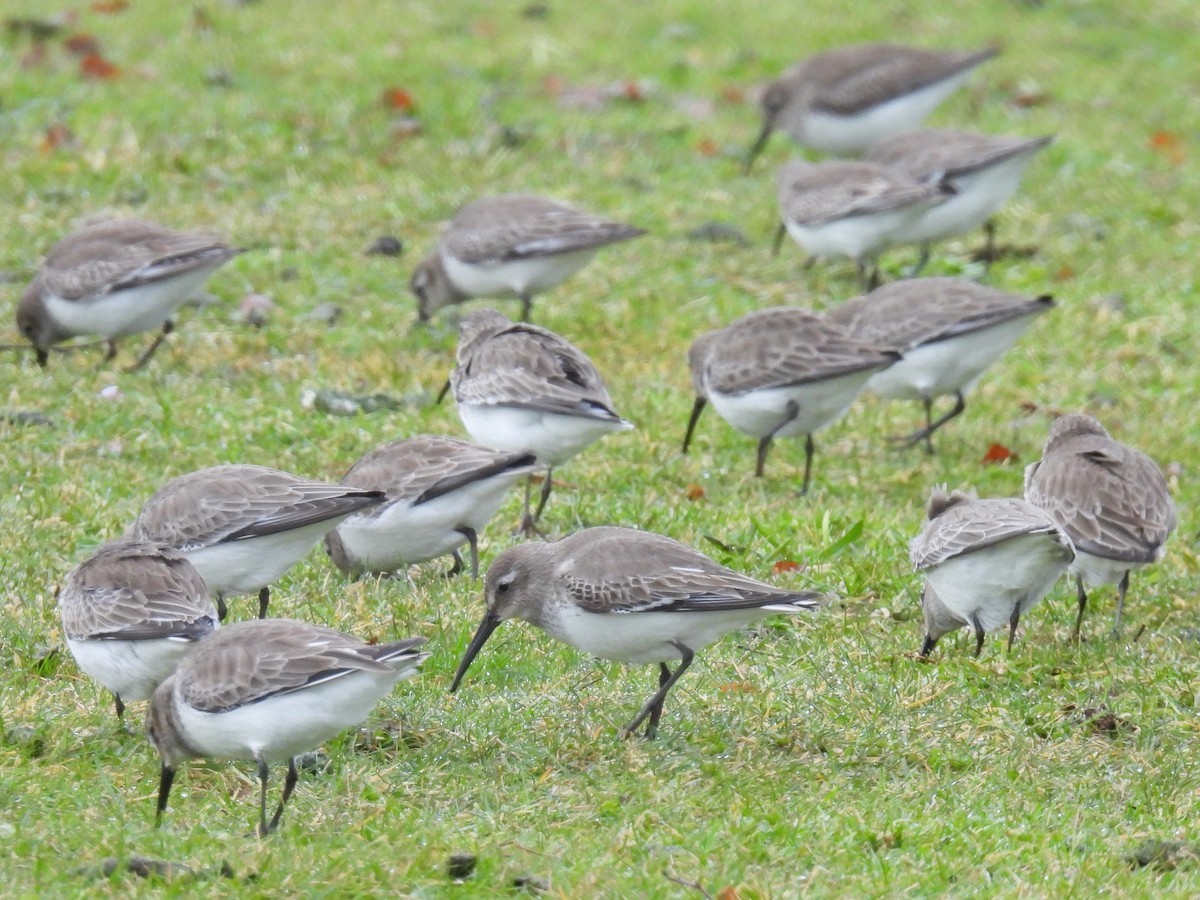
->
866, 315, 1040, 402
457, 403, 633, 468
172, 660, 424, 763
905, 147, 1044, 243
798, 70, 979, 155
543, 604, 806, 665
67, 635, 204, 701
441, 248, 598, 298
42, 260, 226, 339
708, 368, 881, 440
784, 202, 935, 261
185, 516, 357, 597
1071, 550, 1153, 589
332, 468, 532, 572
924, 532, 1072, 635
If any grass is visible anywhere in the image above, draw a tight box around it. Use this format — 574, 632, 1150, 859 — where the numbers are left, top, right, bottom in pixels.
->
2, 0, 1198, 895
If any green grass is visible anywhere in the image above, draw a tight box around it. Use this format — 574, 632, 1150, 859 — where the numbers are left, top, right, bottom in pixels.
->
2, 0, 1199, 895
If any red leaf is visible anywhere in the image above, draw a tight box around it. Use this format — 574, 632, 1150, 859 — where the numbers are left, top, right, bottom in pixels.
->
80, 52, 121, 80
381, 87, 416, 112
90, 0, 128, 12
63, 33, 100, 56
718, 682, 757, 694
772, 560, 802, 574
684, 483, 705, 501
982, 443, 1017, 464
1149, 130, 1185, 165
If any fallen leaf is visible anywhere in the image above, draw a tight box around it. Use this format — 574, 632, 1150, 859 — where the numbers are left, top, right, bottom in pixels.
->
621, 80, 643, 102
1149, 130, 1185, 164
40, 122, 75, 153
696, 137, 719, 157
90, 0, 128, 12
684, 483, 705, 501
63, 33, 100, 56
718, 682, 758, 694
716, 887, 740, 900
719, 85, 745, 104
1054, 264, 1074, 281
772, 560, 802, 574
80, 52, 121, 80
982, 443, 1016, 464
381, 87, 416, 112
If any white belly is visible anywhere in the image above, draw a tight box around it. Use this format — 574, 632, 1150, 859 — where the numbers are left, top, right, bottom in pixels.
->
1070, 550, 1147, 588
67, 635, 206, 701
866, 315, 1040, 401
799, 70, 978, 155
332, 469, 528, 572
923, 532, 1072, 633
42, 261, 224, 339
905, 149, 1042, 243
457, 403, 632, 468
442, 248, 597, 299
173, 664, 421, 763
708, 368, 879, 439
784, 203, 931, 260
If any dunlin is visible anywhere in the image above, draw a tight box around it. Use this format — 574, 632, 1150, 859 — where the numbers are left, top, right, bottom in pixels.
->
448, 309, 633, 532
128, 465, 385, 620
682, 307, 898, 492
146, 619, 428, 836
775, 159, 950, 289
410, 194, 644, 322
747, 43, 998, 167
1023, 414, 1177, 637
825, 278, 1053, 452
911, 486, 1074, 657
325, 434, 537, 579
58, 539, 218, 727
16, 217, 241, 370
449, 526, 824, 739
864, 128, 1054, 269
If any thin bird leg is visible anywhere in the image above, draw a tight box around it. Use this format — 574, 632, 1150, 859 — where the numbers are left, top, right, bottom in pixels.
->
857, 259, 882, 292
771, 222, 787, 258
517, 474, 548, 537
519, 292, 533, 323
621, 642, 694, 740
891, 392, 966, 451
216, 594, 229, 623
1007, 604, 1022, 653
257, 587, 271, 620
454, 526, 479, 578
445, 549, 464, 578
104, 340, 119, 362
981, 220, 997, 268
971, 613, 985, 658
531, 468, 554, 524
435, 379, 451, 404
755, 399, 799, 478
910, 242, 931, 277
644, 663, 673, 739
919, 634, 938, 658
1072, 575, 1088, 642
255, 754, 271, 838
266, 757, 299, 834
1111, 569, 1131, 637
800, 434, 816, 496
113, 693, 126, 727
681, 396, 707, 454
126, 320, 175, 372
155, 764, 176, 827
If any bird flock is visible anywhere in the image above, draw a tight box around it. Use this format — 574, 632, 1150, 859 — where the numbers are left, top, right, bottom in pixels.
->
13, 41, 1179, 838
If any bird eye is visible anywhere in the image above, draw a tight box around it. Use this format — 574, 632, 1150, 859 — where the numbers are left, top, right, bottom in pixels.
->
497, 576, 513, 594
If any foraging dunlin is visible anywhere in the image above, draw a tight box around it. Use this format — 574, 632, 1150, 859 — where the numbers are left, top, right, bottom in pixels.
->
449, 526, 824, 739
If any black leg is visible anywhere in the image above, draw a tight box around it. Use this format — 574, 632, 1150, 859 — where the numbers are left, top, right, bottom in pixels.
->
435, 378, 451, 405
919, 634, 937, 658
1072, 575, 1088, 641
971, 614, 985, 658
104, 340, 119, 362
257, 586, 270, 620
911, 242, 931, 277
517, 474, 549, 537
1007, 604, 1021, 653
982, 220, 997, 269
755, 436, 772, 478
454, 526, 479, 578
681, 396, 707, 454
520, 292, 533, 322
800, 434, 815, 496
756, 399, 800, 479
621, 643, 694, 740
1112, 570, 1131, 637
266, 757, 299, 834
532, 469, 553, 523
644, 664, 673, 739
113, 692, 126, 725
255, 754, 271, 838
126, 320, 174, 372
155, 764, 176, 827
891, 392, 967, 451
216, 594, 228, 623
445, 549, 464, 578
771, 222, 786, 258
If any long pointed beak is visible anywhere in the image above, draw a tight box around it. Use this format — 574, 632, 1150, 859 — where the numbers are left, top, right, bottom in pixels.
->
435, 377, 452, 405
449, 611, 501, 693
744, 121, 773, 175
155, 764, 176, 827
681, 396, 707, 454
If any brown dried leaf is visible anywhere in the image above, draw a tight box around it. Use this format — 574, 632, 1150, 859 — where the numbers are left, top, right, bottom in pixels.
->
79, 52, 121, 80
684, 483, 705, 501
981, 443, 1017, 465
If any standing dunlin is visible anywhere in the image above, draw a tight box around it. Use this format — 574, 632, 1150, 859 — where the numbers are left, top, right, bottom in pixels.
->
58, 539, 218, 727
128, 465, 384, 620
410, 194, 644, 323
683, 307, 898, 492
1023, 414, 1177, 638
448, 309, 633, 532
449, 526, 824, 739
16, 217, 241, 370
826, 278, 1053, 453
747, 43, 998, 168
775, 159, 950, 289
911, 487, 1074, 657
325, 434, 537, 579
864, 128, 1054, 269
146, 619, 428, 836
